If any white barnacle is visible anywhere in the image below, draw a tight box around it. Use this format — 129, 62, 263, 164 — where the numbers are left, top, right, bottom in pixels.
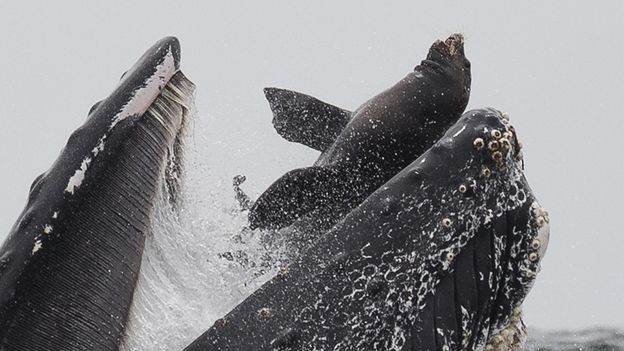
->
43, 224, 53, 235
441, 218, 452, 228
528, 252, 539, 262
534, 212, 550, 259
257, 307, 272, 320
488, 140, 500, 151
473, 138, 485, 150
499, 138, 511, 150
538, 207, 550, 223
491, 151, 503, 162
481, 166, 492, 178
458, 184, 467, 193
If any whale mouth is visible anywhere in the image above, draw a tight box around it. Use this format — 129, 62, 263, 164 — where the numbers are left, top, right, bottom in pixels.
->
182, 108, 549, 351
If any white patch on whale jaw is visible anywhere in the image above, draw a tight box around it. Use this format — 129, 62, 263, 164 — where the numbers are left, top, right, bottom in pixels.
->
110, 47, 177, 129
63, 45, 178, 197
64, 156, 92, 194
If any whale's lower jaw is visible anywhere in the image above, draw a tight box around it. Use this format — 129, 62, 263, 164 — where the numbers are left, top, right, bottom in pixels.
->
183, 108, 548, 351
0, 64, 195, 350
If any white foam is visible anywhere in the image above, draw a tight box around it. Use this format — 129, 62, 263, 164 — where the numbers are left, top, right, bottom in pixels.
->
120, 109, 284, 351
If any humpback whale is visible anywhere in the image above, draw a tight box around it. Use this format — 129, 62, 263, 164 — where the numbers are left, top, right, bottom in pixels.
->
247, 34, 471, 244
184, 108, 550, 351
0, 37, 195, 350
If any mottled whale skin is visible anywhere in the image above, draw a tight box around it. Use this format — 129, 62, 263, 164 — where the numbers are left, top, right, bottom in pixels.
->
0, 37, 193, 350
248, 34, 471, 240
185, 108, 549, 351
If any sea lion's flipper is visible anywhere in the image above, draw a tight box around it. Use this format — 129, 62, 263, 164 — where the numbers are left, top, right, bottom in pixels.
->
248, 166, 341, 230
264, 87, 351, 152
232, 174, 253, 211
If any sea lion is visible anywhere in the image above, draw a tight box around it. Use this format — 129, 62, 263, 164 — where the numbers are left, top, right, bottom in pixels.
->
248, 34, 471, 250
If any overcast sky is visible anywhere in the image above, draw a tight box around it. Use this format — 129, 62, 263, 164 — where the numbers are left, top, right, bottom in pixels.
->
0, 1, 622, 331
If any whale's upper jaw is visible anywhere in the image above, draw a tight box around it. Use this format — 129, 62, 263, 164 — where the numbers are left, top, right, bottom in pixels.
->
418, 108, 550, 350
182, 108, 548, 351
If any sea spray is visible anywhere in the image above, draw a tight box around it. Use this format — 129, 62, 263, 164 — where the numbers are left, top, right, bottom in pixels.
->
121, 104, 285, 351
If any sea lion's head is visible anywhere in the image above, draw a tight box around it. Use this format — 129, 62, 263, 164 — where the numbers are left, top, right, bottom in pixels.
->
419, 33, 471, 110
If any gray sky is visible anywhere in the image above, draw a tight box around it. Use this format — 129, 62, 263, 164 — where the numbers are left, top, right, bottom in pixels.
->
0, 1, 622, 330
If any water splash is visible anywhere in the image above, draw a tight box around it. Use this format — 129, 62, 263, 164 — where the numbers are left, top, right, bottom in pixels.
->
120, 107, 284, 350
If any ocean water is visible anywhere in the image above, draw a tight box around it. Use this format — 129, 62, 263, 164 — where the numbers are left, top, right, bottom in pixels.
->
526, 329, 624, 351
